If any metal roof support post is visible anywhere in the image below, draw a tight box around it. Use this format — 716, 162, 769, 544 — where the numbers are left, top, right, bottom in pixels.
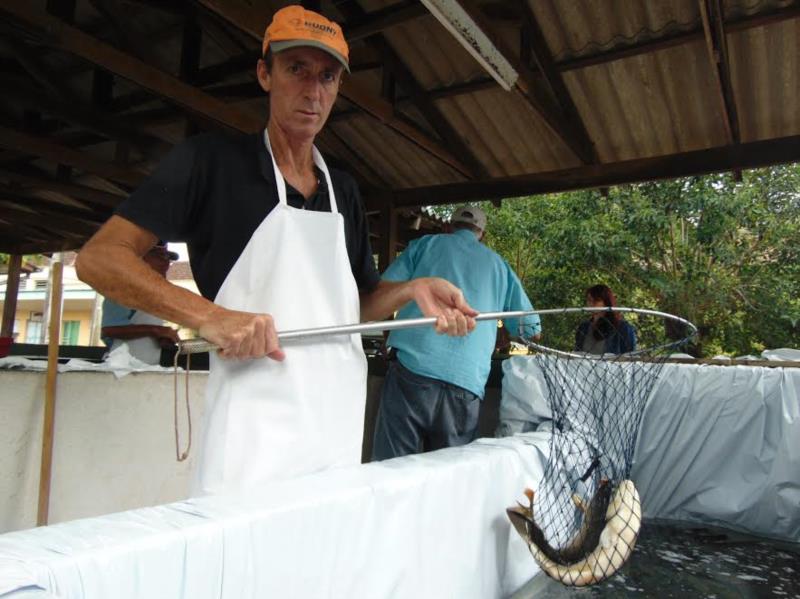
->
1, 254, 22, 338
37, 253, 64, 526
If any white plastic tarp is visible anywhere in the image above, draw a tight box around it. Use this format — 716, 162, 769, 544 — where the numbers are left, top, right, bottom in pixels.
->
0, 435, 551, 599
498, 357, 800, 541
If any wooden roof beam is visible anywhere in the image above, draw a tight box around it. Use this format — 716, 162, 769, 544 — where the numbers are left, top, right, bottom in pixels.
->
0, 2, 264, 134
0, 169, 124, 209
0, 188, 108, 223
392, 134, 800, 206
698, 0, 741, 145
330, 77, 496, 123
0, 222, 52, 243
0, 125, 147, 188
2, 77, 171, 156
432, 0, 596, 164
88, 0, 166, 70
518, 2, 597, 163
0, 200, 99, 235
344, 1, 428, 42
0, 232, 87, 255
336, 0, 489, 179
557, 3, 800, 72
193, 0, 473, 178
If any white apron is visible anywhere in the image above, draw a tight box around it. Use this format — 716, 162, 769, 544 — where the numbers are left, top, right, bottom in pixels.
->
192, 131, 367, 495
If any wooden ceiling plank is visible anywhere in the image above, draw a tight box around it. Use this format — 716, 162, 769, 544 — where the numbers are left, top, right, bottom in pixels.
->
0, 2, 263, 134
193, 0, 471, 177
392, 134, 800, 206
0, 125, 146, 187
698, 0, 740, 145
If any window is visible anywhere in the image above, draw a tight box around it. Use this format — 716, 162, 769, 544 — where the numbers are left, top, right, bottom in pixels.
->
62, 321, 80, 345
26, 313, 43, 343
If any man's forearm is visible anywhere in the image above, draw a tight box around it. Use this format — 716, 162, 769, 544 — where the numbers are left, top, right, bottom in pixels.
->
359, 279, 417, 322
76, 216, 221, 331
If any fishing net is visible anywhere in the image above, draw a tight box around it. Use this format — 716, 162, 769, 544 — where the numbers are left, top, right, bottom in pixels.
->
506, 307, 697, 586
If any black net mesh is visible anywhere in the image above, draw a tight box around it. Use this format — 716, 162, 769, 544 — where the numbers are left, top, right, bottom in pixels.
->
506, 307, 696, 587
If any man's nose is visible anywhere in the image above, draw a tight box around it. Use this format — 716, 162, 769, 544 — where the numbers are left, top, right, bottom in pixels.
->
302, 76, 323, 101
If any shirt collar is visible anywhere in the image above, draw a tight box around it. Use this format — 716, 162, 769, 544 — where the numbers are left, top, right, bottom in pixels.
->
453, 228, 480, 241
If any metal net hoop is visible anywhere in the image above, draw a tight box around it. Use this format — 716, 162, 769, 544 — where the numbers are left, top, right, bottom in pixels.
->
512, 306, 697, 582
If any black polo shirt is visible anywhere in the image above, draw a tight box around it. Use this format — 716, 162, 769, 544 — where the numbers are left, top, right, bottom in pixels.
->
115, 130, 380, 300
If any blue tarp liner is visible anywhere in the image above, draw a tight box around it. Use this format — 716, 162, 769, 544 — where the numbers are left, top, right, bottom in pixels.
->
499, 359, 800, 542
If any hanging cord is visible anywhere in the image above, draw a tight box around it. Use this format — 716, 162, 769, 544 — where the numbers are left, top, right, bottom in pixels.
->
173, 350, 192, 461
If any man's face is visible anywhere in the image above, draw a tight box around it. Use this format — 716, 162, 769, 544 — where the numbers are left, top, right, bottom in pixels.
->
257, 47, 343, 140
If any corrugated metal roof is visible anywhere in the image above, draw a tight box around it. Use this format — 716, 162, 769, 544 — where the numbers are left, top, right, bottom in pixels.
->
0, 0, 798, 253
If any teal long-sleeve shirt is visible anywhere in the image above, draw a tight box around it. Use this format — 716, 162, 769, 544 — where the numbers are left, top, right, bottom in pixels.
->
383, 229, 541, 398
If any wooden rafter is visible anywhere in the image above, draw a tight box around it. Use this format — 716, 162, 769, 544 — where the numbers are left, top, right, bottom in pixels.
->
0, 189, 107, 223
698, 0, 740, 145
344, 1, 428, 42
444, 0, 596, 164
0, 126, 147, 188
556, 3, 800, 73
0, 2, 263, 134
0, 200, 99, 235
88, 0, 166, 69
336, 0, 489, 179
1, 77, 170, 156
323, 127, 386, 190
193, 0, 472, 178
392, 134, 800, 207
518, 2, 597, 164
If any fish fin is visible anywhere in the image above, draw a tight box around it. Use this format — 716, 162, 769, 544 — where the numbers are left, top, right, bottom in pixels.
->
572, 494, 587, 513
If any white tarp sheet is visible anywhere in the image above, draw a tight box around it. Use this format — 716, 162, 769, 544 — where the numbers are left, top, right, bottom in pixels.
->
0, 434, 550, 599
499, 357, 800, 541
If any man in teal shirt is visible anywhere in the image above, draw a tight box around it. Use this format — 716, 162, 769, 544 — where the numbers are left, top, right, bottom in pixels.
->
372, 206, 541, 460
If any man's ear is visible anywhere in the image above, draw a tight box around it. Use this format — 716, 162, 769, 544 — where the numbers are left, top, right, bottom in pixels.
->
257, 59, 271, 93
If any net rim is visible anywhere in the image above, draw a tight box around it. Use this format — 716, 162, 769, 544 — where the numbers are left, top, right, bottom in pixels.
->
519, 306, 698, 359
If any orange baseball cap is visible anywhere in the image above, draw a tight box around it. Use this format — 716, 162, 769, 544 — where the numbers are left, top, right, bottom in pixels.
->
262, 5, 350, 73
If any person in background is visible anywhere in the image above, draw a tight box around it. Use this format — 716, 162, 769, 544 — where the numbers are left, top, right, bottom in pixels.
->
76, 5, 476, 495
101, 241, 180, 365
575, 284, 636, 355
372, 205, 542, 460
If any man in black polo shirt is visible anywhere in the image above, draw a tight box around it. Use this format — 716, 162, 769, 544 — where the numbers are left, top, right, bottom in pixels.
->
76, 5, 476, 494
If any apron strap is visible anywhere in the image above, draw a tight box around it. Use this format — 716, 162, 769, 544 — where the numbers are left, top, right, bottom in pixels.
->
264, 129, 338, 213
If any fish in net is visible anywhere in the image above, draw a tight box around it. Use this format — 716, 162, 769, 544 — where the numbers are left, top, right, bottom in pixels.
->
505, 306, 697, 586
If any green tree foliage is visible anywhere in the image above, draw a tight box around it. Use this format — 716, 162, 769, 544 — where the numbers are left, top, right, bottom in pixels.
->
447, 165, 799, 357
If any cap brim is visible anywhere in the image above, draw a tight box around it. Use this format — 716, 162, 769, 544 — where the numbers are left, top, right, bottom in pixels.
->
270, 39, 350, 73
